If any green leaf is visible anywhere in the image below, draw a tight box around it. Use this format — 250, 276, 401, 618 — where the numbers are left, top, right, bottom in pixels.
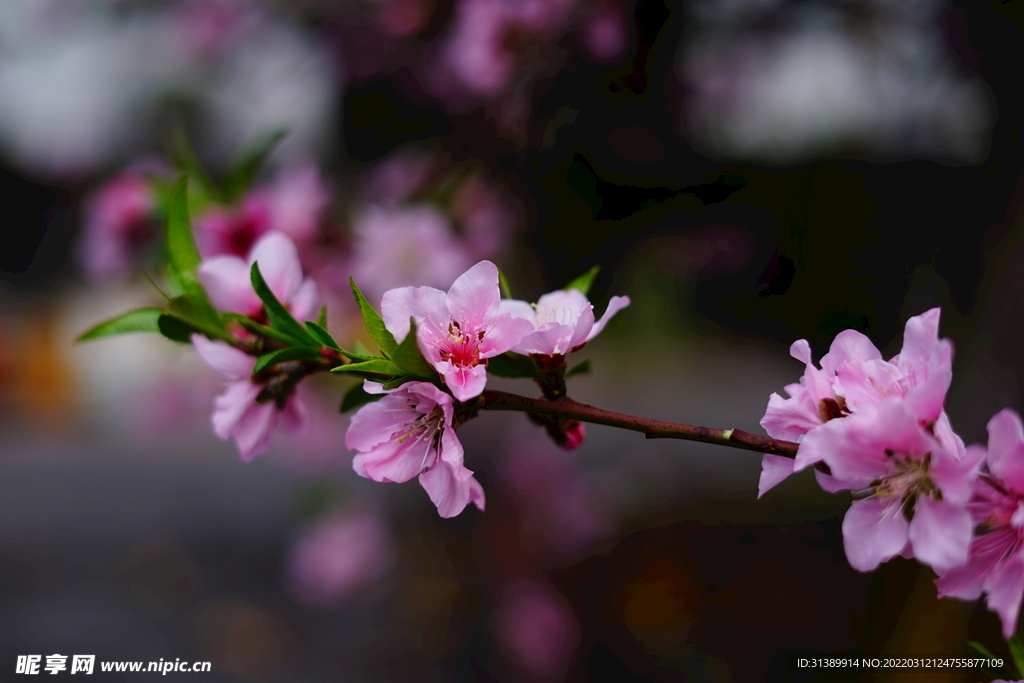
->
340, 381, 386, 413
222, 129, 287, 201
486, 352, 538, 379
317, 305, 328, 328
161, 293, 230, 342
225, 313, 301, 346
252, 346, 321, 376
1010, 636, 1024, 677
498, 268, 514, 299
165, 177, 204, 293
391, 319, 436, 378
353, 340, 373, 357
305, 321, 341, 350
565, 359, 592, 379
350, 277, 399, 358
167, 123, 217, 201
565, 265, 600, 296
967, 641, 1012, 680
382, 376, 416, 390
332, 358, 405, 380
77, 307, 164, 342
250, 262, 317, 344
157, 314, 196, 343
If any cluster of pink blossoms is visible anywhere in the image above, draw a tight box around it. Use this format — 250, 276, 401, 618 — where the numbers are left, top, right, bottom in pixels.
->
762, 309, 1024, 637
345, 260, 629, 517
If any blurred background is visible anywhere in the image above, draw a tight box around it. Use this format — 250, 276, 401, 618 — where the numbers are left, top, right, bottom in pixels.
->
0, 0, 1021, 680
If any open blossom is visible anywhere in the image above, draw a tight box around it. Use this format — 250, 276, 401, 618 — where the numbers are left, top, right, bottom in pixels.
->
936, 409, 1024, 638
192, 335, 307, 461
500, 289, 630, 357
381, 260, 534, 402
795, 399, 982, 573
758, 308, 954, 498
198, 231, 320, 321
78, 172, 158, 280
346, 381, 485, 518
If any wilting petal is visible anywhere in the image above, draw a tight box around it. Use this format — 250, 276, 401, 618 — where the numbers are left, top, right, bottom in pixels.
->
232, 400, 278, 461
381, 285, 448, 343
842, 498, 910, 572
193, 335, 255, 380
909, 497, 972, 572
586, 295, 630, 341
757, 454, 795, 499
445, 260, 501, 328
198, 256, 262, 316
249, 231, 303, 302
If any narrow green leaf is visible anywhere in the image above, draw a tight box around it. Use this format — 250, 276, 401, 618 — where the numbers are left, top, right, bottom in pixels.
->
967, 641, 1012, 680
222, 129, 287, 201
167, 123, 217, 201
339, 348, 380, 363
305, 321, 341, 350
157, 314, 196, 343
498, 268, 514, 299
486, 352, 539, 379
565, 359, 592, 379
162, 293, 230, 342
166, 177, 203, 292
226, 313, 302, 346
350, 277, 398, 358
250, 262, 317, 344
340, 381, 387, 413
317, 305, 328, 328
77, 307, 164, 342
332, 358, 405, 380
252, 346, 320, 376
391, 319, 436, 378
565, 265, 600, 296
1010, 636, 1024, 678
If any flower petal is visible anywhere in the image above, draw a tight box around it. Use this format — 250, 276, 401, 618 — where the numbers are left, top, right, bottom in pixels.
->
211, 380, 262, 439
419, 462, 480, 518
440, 362, 488, 402
231, 400, 278, 461
249, 231, 303, 303
842, 497, 910, 572
909, 497, 972, 572
193, 335, 256, 380
984, 557, 1024, 639
380, 285, 448, 343
198, 256, 262, 316
987, 409, 1024, 495
446, 260, 501, 330
757, 454, 795, 499
586, 295, 630, 341
278, 394, 309, 435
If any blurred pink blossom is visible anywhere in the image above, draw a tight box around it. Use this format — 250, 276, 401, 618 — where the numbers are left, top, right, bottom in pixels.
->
350, 204, 474, 299
579, 2, 626, 62
381, 260, 533, 401
78, 173, 159, 280
451, 175, 515, 259
169, 0, 261, 63
287, 510, 394, 608
494, 579, 579, 681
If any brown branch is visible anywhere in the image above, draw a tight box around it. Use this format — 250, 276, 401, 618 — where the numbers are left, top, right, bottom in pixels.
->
479, 390, 798, 458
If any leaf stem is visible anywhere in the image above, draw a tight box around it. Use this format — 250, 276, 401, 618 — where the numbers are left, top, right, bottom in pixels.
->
479, 390, 798, 458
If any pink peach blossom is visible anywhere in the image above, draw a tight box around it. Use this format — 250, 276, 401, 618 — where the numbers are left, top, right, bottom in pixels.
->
936, 409, 1024, 638
380, 260, 534, 402
286, 510, 394, 607
192, 334, 307, 461
78, 173, 158, 280
500, 289, 630, 357
346, 381, 485, 517
796, 399, 981, 573
198, 231, 320, 321
494, 579, 580, 682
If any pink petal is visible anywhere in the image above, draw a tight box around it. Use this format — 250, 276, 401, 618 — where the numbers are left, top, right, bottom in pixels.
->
936, 529, 1015, 601
356, 439, 429, 484
586, 295, 630, 341
468, 476, 486, 511
789, 339, 813, 365
380, 285, 448, 343
231, 400, 278, 461
987, 409, 1024, 494
445, 260, 501, 330
193, 335, 256, 380
498, 299, 535, 321
419, 462, 480, 518
757, 454, 795, 498
819, 330, 881, 374
211, 380, 262, 439
760, 391, 821, 442
346, 395, 413, 452
909, 497, 972, 572
478, 315, 535, 358
288, 278, 321, 323
984, 557, 1024, 639
815, 468, 850, 493
198, 255, 262, 316
930, 443, 984, 506
440, 362, 488, 402
249, 231, 303, 303
278, 394, 308, 434
898, 308, 942, 371
842, 498, 910, 572
902, 341, 953, 422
